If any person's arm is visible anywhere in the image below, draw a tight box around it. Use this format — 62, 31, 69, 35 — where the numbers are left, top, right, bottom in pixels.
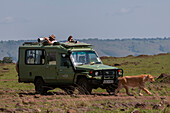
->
44, 37, 52, 44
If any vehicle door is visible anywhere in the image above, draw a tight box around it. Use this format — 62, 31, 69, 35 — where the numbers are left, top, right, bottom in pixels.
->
44, 49, 58, 84
20, 49, 46, 82
57, 53, 75, 84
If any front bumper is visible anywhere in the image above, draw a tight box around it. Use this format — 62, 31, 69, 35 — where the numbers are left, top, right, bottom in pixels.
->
88, 78, 119, 89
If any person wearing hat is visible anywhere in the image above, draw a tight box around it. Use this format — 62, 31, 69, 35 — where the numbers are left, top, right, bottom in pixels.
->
67, 35, 79, 43
44, 34, 57, 44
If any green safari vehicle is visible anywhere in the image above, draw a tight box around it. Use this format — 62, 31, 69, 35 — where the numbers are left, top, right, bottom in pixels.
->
17, 41, 123, 94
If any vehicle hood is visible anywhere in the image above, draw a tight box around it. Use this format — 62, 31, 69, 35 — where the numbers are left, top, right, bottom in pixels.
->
75, 64, 117, 71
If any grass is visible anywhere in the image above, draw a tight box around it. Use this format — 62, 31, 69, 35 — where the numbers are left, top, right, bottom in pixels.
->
0, 64, 34, 91
101, 54, 170, 76
0, 54, 170, 112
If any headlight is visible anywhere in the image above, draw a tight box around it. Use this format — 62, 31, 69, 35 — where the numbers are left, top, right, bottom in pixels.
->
118, 69, 123, 77
89, 70, 102, 77
89, 70, 93, 76
95, 71, 99, 76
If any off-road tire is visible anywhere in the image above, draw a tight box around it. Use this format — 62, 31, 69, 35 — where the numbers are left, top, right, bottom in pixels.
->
34, 78, 47, 94
106, 84, 118, 94
77, 78, 92, 95
62, 87, 75, 95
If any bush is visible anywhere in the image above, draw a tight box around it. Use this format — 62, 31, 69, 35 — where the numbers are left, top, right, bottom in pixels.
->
2, 57, 13, 63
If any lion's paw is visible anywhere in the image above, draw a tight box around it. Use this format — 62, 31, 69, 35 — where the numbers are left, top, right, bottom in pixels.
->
139, 93, 143, 96
148, 93, 152, 95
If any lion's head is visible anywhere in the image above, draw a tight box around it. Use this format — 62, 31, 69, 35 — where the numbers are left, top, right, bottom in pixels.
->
144, 74, 155, 83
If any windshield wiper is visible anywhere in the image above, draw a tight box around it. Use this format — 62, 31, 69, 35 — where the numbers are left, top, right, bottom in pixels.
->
95, 62, 102, 64
90, 62, 101, 65
77, 63, 90, 66
76, 63, 84, 66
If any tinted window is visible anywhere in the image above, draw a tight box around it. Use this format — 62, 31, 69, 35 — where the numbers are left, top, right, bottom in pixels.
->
26, 50, 45, 65
47, 52, 56, 65
60, 54, 71, 66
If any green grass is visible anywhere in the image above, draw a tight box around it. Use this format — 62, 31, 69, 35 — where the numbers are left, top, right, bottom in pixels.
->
101, 54, 170, 97
0, 54, 170, 112
0, 64, 17, 79
101, 54, 170, 76
0, 64, 34, 91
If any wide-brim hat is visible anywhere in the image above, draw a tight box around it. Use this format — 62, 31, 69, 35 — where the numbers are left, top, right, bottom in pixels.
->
49, 34, 55, 39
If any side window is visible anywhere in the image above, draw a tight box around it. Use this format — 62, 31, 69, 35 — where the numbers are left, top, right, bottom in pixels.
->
60, 54, 71, 67
47, 52, 56, 65
26, 50, 45, 65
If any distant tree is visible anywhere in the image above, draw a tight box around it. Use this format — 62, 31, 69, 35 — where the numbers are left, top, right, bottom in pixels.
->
2, 57, 13, 63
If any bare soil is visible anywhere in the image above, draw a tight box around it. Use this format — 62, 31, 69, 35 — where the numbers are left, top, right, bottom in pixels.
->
0, 87, 169, 113
0, 59, 170, 112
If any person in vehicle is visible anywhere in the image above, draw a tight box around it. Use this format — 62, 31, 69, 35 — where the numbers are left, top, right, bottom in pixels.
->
67, 36, 79, 43
44, 34, 57, 44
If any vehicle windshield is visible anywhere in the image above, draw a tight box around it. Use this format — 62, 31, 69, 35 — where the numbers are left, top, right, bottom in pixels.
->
71, 51, 102, 66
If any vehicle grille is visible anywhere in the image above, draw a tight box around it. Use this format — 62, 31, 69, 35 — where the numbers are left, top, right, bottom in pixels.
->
103, 70, 115, 78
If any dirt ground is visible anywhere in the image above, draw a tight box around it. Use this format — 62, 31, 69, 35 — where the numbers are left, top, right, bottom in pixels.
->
0, 63, 170, 112
0, 83, 169, 113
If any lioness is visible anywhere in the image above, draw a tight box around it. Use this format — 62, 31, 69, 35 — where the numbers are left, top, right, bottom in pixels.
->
115, 74, 155, 96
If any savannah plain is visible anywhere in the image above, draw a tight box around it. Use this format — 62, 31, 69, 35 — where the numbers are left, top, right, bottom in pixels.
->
0, 53, 170, 113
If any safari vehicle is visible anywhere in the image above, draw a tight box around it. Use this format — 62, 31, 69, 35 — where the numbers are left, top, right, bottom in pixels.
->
17, 41, 123, 94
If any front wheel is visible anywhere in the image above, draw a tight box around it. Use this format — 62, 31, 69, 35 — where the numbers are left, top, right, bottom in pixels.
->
106, 84, 118, 94
34, 78, 47, 94
77, 78, 92, 95
62, 87, 75, 95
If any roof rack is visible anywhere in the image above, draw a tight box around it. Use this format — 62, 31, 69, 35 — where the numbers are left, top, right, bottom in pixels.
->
60, 42, 92, 48
53, 42, 61, 45
22, 42, 92, 48
23, 42, 40, 45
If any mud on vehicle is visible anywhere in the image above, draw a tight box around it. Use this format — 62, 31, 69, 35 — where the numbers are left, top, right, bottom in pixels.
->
17, 40, 123, 94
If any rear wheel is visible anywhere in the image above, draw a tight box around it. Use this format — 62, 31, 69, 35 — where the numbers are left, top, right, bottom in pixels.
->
34, 78, 47, 94
77, 78, 92, 95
